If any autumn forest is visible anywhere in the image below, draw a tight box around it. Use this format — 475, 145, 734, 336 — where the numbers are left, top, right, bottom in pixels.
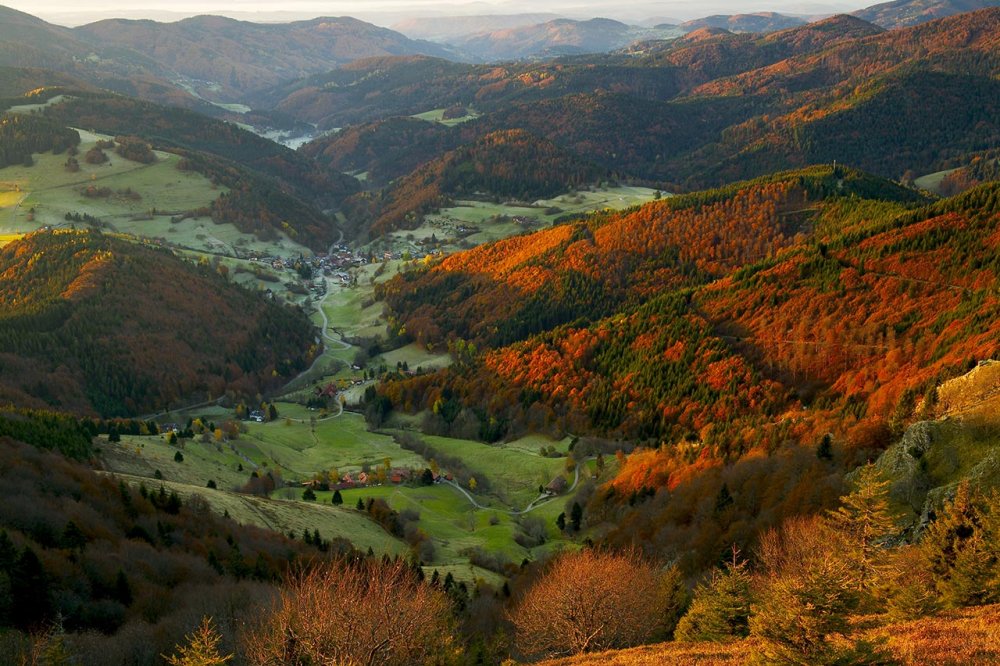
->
0, 1, 999, 664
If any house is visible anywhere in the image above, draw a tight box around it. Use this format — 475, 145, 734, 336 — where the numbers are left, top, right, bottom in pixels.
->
248, 410, 264, 423
545, 476, 568, 496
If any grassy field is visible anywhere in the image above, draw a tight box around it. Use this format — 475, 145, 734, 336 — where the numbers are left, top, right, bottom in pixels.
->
235, 410, 427, 480
370, 186, 661, 258
0, 129, 312, 262
100, 409, 586, 580
108, 471, 409, 556
103, 433, 249, 491
411, 107, 479, 127
914, 168, 960, 195
417, 434, 571, 507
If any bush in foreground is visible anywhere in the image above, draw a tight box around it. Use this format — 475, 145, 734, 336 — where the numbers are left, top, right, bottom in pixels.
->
509, 549, 683, 660
242, 558, 455, 665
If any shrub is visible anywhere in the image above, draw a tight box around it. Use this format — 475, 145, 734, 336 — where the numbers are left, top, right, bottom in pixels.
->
509, 549, 681, 659
242, 559, 455, 665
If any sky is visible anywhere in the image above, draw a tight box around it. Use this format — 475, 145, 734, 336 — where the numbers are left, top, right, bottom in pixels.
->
3, 0, 871, 26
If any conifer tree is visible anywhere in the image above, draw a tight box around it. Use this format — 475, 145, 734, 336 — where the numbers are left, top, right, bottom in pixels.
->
675, 555, 752, 642
164, 616, 233, 666
827, 464, 895, 603
921, 483, 1000, 608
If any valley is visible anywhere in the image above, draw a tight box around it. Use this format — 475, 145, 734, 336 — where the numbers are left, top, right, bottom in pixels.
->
0, 1, 999, 663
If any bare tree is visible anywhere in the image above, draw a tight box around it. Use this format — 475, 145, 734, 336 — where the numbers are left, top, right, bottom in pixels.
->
242, 559, 454, 666
509, 549, 678, 659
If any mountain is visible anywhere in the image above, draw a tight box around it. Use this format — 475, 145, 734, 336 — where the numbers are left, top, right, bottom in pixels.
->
75, 15, 455, 101
0, 231, 315, 416
854, 0, 1000, 28
0, 5, 210, 111
343, 128, 605, 237
301, 116, 465, 188
680, 12, 808, 33
257, 54, 681, 129
0, 5, 87, 71
448, 18, 684, 61
42, 93, 359, 248
375, 168, 1000, 571
391, 13, 564, 42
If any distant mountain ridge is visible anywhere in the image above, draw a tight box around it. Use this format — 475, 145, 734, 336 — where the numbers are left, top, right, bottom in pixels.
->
391, 13, 564, 42
854, 0, 1000, 27
74, 15, 453, 101
680, 12, 808, 32
448, 18, 683, 61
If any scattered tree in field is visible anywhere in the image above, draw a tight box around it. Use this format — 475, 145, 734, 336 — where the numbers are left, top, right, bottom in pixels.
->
84, 147, 107, 164
570, 501, 583, 531
509, 549, 681, 659
164, 616, 232, 666
242, 559, 454, 665
302, 487, 316, 501
174, 451, 184, 463
331, 489, 343, 505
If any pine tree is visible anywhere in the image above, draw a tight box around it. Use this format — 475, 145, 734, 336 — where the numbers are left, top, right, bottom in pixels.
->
332, 489, 343, 505
750, 553, 863, 664
921, 483, 999, 608
164, 616, 233, 666
675, 557, 752, 642
827, 463, 895, 603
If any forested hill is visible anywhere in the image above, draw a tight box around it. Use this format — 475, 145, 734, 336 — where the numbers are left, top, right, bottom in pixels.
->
290, 9, 1000, 210
343, 129, 606, 237
74, 15, 453, 100
0, 231, 315, 417
374, 170, 1000, 571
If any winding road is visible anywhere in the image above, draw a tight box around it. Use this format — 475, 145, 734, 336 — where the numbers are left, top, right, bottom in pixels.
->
441, 456, 590, 515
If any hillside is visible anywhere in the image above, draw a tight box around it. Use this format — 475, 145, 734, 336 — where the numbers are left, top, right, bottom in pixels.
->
854, 0, 1000, 28
75, 15, 454, 101
41, 93, 358, 248
301, 116, 464, 188
373, 169, 1000, 570
536, 604, 1000, 665
345, 129, 605, 236
679, 12, 807, 33
269, 10, 1000, 194
0, 428, 335, 661
0, 231, 315, 416
391, 13, 563, 42
449, 18, 683, 62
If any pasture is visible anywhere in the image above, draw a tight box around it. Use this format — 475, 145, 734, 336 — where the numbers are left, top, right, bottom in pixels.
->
411, 107, 479, 126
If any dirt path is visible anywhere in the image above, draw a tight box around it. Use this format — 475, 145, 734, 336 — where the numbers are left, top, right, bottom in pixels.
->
442, 457, 589, 515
